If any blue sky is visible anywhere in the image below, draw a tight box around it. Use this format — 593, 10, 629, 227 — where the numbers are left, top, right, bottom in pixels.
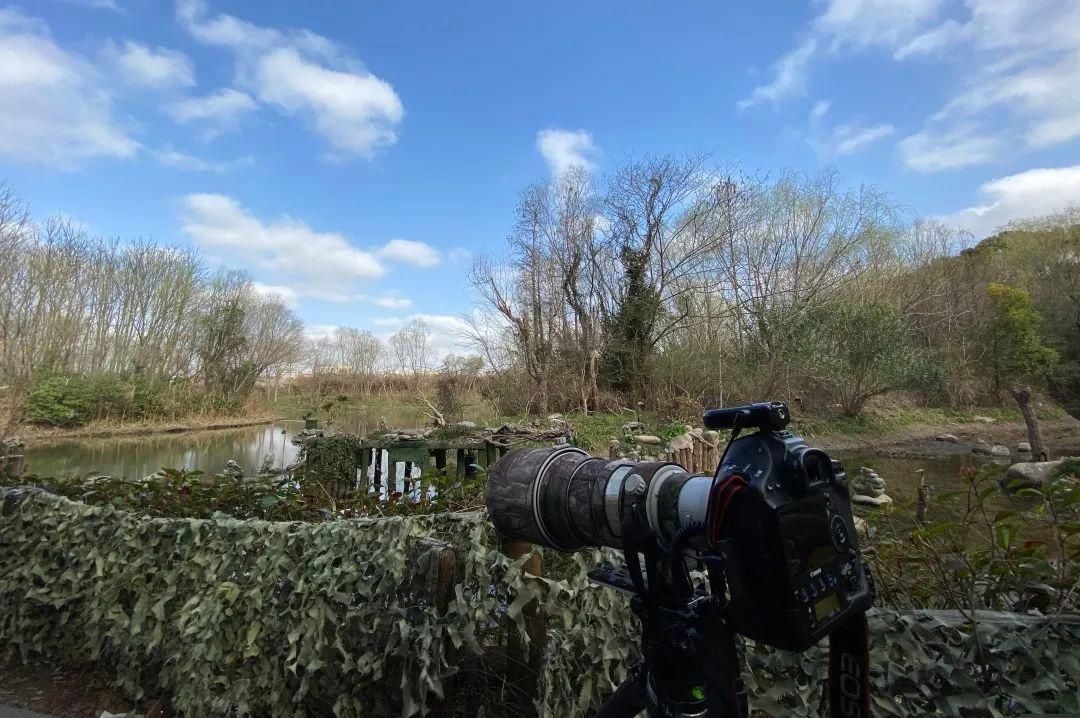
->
2, 0, 1080, 353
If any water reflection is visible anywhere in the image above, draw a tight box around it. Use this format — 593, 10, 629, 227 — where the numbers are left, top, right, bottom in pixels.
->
25, 421, 304, 480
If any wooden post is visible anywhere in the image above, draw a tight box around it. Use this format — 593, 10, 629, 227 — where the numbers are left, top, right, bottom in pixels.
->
692, 435, 703, 473
916, 470, 929, 524
609, 439, 620, 460
502, 538, 544, 712
373, 448, 383, 497
429, 543, 459, 718
434, 449, 447, 477
456, 448, 466, 478
678, 447, 691, 468
404, 461, 413, 497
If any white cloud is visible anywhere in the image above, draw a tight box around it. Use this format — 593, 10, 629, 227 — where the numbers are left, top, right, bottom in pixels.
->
899, 126, 1001, 172
375, 296, 412, 309
536, 129, 598, 175
898, 1, 1080, 169
941, 165, 1080, 238
375, 313, 470, 360
110, 40, 194, 90
737, 39, 817, 109
304, 324, 340, 341
55, 0, 122, 11
809, 100, 831, 124
155, 148, 253, 172
253, 48, 403, 157
179, 193, 385, 291
814, 0, 944, 51
177, 0, 404, 157
376, 239, 441, 267
822, 122, 895, 155
0, 8, 138, 167
447, 248, 472, 264
252, 282, 298, 308
167, 88, 257, 128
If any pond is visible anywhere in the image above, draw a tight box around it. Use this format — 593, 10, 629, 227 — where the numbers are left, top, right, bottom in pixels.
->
23, 421, 305, 480
21, 421, 1076, 507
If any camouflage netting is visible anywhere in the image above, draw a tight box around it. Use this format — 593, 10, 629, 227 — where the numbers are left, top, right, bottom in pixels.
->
1, 486, 1078, 717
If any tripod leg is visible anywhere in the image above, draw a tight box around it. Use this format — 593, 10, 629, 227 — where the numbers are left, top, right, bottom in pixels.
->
595, 666, 648, 718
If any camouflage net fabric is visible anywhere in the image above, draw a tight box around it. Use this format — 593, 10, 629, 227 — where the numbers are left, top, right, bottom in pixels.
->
2, 486, 1078, 717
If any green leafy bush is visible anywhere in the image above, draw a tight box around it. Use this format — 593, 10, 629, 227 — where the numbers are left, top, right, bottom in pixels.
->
24, 375, 95, 426
3, 487, 1079, 717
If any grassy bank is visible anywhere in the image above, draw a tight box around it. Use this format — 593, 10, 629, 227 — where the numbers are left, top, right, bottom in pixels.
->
13, 413, 282, 447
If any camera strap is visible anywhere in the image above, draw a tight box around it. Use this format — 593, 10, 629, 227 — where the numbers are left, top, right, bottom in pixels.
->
827, 612, 871, 718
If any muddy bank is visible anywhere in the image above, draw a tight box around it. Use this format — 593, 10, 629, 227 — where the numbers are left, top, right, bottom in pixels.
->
13, 414, 284, 449
813, 417, 1080, 459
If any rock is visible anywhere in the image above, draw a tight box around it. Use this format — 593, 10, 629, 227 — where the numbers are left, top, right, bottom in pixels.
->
667, 434, 693, 451
990, 445, 1011, 457
936, 434, 959, 443
1015, 441, 1032, 453
223, 459, 243, 480
456, 421, 477, 429
703, 430, 719, 444
852, 516, 871, 541
973, 415, 996, 424
852, 493, 894, 507
851, 467, 888, 498
547, 413, 564, 421
1003, 459, 1065, 490
622, 421, 645, 434
633, 435, 662, 445
972, 440, 993, 455
690, 427, 704, 439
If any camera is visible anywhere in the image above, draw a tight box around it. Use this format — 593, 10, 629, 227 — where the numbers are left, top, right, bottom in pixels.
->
486, 401, 874, 653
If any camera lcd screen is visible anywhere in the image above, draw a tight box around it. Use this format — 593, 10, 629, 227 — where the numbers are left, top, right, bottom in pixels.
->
779, 503, 837, 573
815, 592, 839, 620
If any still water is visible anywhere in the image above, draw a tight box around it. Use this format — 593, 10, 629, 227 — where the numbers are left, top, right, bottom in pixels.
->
23, 419, 999, 500
24, 421, 305, 480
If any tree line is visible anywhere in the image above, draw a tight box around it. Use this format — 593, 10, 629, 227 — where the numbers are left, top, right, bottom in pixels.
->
0, 186, 305, 428
464, 156, 1079, 421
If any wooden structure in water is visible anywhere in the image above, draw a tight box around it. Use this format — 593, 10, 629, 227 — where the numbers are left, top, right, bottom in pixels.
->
356, 436, 514, 497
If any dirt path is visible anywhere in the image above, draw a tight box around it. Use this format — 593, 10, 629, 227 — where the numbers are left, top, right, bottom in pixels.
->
0, 660, 140, 718
812, 417, 1080, 459
11, 415, 284, 449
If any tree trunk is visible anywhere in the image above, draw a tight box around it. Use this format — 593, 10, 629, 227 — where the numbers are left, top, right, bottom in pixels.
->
1009, 384, 1048, 461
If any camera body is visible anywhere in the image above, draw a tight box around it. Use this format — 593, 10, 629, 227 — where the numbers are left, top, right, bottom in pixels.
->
485, 401, 873, 654
711, 427, 873, 651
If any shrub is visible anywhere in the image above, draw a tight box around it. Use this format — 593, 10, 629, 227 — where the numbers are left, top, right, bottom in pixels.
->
25, 375, 95, 427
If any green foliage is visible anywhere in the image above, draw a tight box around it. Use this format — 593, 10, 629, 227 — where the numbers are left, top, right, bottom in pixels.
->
24, 375, 94, 426
986, 283, 1059, 388
3, 487, 1079, 717
867, 467, 1080, 613
24, 374, 205, 427
796, 303, 941, 416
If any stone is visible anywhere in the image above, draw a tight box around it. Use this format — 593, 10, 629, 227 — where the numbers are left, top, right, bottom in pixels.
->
547, 413, 564, 421
973, 415, 997, 424
990, 445, 1011, 457
851, 467, 888, 498
703, 430, 719, 444
456, 421, 477, 429
690, 427, 704, 439
972, 440, 993, 455
1003, 459, 1065, 490
622, 421, 646, 434
852, 516, 871, 541
936, 434, 959, 443
633, 435, 662, 445
667, 434, 693, 451
1015, 441, 1032, 453
223, 459, 243, 480
852, 493, 894, 507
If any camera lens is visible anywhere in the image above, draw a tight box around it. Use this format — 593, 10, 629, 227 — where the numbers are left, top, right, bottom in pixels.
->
486, 447, 713, 552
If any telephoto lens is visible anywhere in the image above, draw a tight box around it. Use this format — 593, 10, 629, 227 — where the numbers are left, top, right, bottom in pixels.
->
485, 445, 714, 552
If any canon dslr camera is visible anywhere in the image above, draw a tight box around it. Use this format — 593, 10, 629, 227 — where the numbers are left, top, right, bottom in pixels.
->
487, 401, 874, 717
